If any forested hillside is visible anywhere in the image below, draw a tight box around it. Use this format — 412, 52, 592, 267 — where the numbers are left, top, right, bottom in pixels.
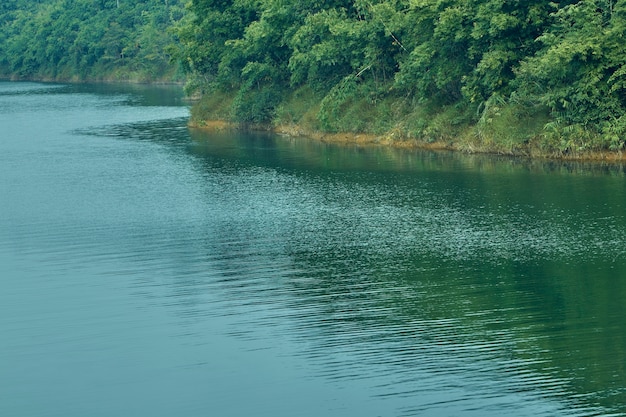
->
3, 0, 626, 155
0, 0, 186, 82
177, 0, 626, 155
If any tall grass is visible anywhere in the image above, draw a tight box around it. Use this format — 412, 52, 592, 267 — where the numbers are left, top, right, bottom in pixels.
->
189, 84, 624, 159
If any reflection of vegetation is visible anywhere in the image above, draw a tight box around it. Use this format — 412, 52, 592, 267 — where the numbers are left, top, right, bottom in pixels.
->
282, 211, 626, 414
190, 128, 626, 178
187, 132, 626, 413
64, 82, 188, 105
269, 220, 626, 413
534, 261, 626, 409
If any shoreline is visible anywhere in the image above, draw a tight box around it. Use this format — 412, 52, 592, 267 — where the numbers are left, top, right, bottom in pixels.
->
0, 74, 185, 85
189, 120, 626, 164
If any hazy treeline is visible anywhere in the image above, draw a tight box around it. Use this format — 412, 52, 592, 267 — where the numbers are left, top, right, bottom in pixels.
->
177, 0, 626, 153
0, 0, 186, 82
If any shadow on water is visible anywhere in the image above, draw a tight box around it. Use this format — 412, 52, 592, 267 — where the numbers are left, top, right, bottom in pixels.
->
60, 82, 188, 107
0, 81, 187, 107
188, 128, 626, 176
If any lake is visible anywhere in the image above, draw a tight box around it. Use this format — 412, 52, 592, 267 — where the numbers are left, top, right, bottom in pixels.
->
1, 81, 625, 417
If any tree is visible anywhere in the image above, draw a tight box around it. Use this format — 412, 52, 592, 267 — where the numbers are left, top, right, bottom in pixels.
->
0, 0, 186, 81
515, 1, 626, 127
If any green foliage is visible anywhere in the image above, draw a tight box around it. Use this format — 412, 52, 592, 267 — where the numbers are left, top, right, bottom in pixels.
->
273, 85, 321, 129
10, 0, 626, 153
474, 93, 549, 154
230, 61, 284, 124
0, 0, 186, 81
514, 1, 626, 131
317, 75, 362, 132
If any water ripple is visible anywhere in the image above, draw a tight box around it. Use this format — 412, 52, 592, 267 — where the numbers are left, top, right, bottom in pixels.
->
3, 83, 626, 417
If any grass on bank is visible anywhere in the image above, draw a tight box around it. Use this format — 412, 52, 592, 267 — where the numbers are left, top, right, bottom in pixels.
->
189, 85, 626, 161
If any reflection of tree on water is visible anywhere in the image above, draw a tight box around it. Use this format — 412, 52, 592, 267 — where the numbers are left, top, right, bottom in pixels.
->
189, 128, 626, 178
179, 129, 626, 415
280, 233, 626, 414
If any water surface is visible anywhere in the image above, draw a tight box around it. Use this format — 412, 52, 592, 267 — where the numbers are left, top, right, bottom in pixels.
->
1, 82, 626, 416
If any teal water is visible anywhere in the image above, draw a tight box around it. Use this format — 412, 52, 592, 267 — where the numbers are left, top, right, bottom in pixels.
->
1, 82, 626, 416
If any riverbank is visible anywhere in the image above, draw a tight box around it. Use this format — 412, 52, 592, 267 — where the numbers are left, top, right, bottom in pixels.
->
0, 72, 185, 85
190, 118, 626, 164
187, 87, 626, 164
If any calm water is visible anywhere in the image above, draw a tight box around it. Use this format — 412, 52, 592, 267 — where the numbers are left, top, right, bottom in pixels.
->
1, 82, 626, 417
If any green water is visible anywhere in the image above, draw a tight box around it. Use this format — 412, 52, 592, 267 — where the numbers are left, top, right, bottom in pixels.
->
1, 82, 625, 416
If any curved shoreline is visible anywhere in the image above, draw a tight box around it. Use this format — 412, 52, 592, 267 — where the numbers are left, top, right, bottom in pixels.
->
190, 120, 626, 164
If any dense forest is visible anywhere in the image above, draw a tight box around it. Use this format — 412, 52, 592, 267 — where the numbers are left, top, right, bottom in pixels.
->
3, 0, 626, 154
176, 0, 626, 155
0, 0, 186, 82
